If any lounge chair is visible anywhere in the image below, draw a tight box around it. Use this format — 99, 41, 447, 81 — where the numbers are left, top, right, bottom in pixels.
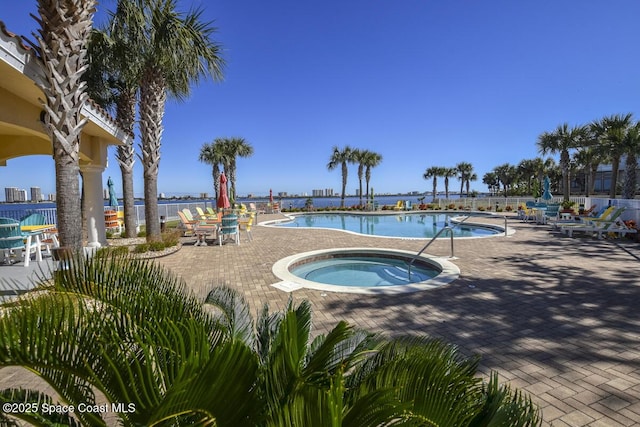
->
560, 207, 630, 238
196, 207, 210, 220
393, 200, 404, 211
219, 213, 239, 246
177, 211, 198, 237
550, 205, 614, 230
0, 217, 42, 267
182, 208, 197, 222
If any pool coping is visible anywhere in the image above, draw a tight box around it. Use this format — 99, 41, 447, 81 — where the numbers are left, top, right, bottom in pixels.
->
271, 247, 460, 294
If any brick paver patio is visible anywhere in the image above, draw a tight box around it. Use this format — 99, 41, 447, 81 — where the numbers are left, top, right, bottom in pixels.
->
2, 212, 639, 426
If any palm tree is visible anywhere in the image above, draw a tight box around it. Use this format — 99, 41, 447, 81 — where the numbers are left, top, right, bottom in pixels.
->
423, 166, 444, 202
133, 0, 224, 241
466, 172, 477, 196
517, 159, 538, 196
352, 149, 367, 207
573, 145, 605, 197
442, 167, 457, 199
0, 253, 541, 426
363, 150, 382, 205
456, 162, 474, 197
537, 123, 588, 201
494, 163, 518, 196
482, 171, 500, 195
216, 137, 254, 205
590, 114, 633, 199
327, 146, 355, 208
86, 2, 145, 238
33, 0, 97, 249
198, 140, 226, 201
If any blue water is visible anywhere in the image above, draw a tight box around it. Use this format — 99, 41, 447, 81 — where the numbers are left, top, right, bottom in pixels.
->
0, 195, 451, 211
273, 212, 498, 238
291, 256, 438, 287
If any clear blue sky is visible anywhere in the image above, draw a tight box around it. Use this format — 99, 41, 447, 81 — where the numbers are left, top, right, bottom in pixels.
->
2, 1, 640, 200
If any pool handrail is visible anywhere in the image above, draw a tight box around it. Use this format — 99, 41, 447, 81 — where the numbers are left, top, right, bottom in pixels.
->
407, 213, 508, 279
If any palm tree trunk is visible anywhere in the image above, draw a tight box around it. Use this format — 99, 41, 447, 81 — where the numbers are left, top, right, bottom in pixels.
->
213, 165, 220, 202
358, 166, 364, 207
432, 178, 437, 202
36, 0, 95, 249
116, 90, 137, 238
341, 162, 348, 208
54, 156, 83, 248
120, 166, 136, 236
589, 164, 598, 196
228, 162, 237, 205
623, 154, 637, 199
610, 156, 620, 199
560, 150, 570, 201
139, 68, 166, 242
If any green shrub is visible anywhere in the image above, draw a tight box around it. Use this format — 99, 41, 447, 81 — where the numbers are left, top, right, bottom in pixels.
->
133, 243, 150, 253
148, 241, 166, 252
161, 230, 181, 247
95, 246, 130, 258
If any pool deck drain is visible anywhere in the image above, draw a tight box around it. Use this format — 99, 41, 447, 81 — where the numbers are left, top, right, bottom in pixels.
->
2, 212, 640, 426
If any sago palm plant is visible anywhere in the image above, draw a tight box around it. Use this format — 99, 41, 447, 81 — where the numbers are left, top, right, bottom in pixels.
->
0, 253, 541, 426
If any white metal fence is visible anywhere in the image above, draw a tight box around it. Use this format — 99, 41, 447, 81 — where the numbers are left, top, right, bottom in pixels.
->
3, 197, 639, 227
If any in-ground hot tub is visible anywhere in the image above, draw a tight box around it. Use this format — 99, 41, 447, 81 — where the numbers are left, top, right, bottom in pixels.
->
272, 248, 460, 294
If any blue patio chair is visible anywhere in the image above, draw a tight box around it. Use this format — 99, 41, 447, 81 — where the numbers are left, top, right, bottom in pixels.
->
218, 213, 239, 246
0, 217, 41, 267
19, 212, 46, 227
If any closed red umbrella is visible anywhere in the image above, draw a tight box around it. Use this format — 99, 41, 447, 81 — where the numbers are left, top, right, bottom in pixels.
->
217, 173, 230, 209
269, 188, 273, 204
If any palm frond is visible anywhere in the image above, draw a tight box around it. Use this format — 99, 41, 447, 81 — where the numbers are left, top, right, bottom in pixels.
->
347, 336, 483, 427
204, 286, 256, 349
468, 372, 542, 427
0, 293, 114, 426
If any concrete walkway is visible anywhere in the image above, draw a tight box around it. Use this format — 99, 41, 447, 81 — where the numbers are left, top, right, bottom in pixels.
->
2, 212, 639, 426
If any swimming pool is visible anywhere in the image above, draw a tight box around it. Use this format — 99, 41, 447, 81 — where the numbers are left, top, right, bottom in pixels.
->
267, 212, 502, 239
272, 248, 460, 294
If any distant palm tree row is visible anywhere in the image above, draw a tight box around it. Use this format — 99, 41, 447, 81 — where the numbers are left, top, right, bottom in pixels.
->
426, 113, 640, 202
198, 137, 254, 203
422, 163, 478, 202
327, 146, 383, 208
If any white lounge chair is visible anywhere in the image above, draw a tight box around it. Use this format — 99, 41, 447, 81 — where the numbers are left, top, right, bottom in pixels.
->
560, 207, 633, 238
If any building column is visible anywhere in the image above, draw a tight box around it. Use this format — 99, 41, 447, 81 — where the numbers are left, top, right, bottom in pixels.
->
80, 165, 107, 248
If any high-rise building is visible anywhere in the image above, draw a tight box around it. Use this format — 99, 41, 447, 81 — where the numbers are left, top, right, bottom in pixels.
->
30, 187, 42, 202
4, 187, 18, 202
4, 187, 26, 202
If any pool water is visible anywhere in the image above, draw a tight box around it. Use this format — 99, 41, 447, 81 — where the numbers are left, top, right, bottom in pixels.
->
290, 256, 439, 287
272, 212, 499, 238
